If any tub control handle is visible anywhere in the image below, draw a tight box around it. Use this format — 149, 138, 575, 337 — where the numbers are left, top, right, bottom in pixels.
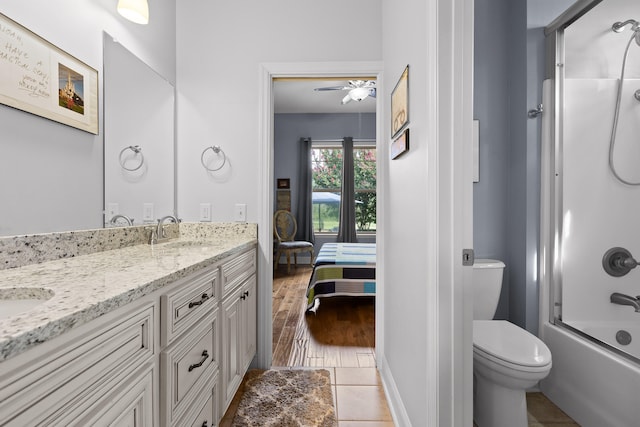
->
603, 247, 639, 277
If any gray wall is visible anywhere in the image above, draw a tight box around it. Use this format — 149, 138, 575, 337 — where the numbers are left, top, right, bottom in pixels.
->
274, 112, 377, 255
474, 0, 574, 331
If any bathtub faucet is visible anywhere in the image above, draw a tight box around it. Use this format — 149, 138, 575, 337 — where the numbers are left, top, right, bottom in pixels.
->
610, 292, 640, 313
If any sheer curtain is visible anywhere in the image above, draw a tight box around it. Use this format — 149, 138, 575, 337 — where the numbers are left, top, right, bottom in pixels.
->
296, 137, 315, 243
337, 137, 357, 242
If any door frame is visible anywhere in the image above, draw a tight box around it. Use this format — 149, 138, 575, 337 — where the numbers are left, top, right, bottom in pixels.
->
256, 61, 384, 369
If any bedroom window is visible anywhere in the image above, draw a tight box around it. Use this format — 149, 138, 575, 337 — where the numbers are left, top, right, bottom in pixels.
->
311, 145, 376, 234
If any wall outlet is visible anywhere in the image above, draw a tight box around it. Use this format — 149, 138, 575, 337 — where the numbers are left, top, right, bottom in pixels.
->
107, 203, 119, 218
199, 203, 212, 222
142, 203, 154, 222
234, 203, 247, 222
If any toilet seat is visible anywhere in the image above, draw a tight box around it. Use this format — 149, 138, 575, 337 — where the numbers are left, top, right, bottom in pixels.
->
473, 320, 552, 371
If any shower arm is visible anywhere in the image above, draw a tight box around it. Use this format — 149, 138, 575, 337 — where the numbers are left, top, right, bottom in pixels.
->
612, 20, 639, 33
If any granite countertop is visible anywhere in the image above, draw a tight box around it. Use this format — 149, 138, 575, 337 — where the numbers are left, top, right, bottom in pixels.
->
0, 230, 257, 362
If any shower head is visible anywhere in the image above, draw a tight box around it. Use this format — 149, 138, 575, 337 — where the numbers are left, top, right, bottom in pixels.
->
612, 19, 640, 33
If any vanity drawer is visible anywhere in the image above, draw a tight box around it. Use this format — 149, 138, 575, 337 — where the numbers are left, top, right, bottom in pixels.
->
160, 310, 219, 427
221, 248, 256, 296
174, 373, 219, 427
161, 266, 218, 347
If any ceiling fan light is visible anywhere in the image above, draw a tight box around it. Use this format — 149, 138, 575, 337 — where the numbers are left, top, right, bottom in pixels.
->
117, 0, 149, 25
341, 93, 352, 105
349, 87, 371, 102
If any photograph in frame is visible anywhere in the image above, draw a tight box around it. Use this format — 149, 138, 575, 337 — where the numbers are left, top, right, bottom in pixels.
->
0, 12, 98, 134
391, 65, 409, 138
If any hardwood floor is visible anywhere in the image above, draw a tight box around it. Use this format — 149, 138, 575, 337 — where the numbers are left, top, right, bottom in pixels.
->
272, 265, 376, 367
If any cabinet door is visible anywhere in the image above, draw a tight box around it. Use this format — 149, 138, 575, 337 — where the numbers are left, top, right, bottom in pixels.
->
241, 275, 257, 370
75, 363, 155, 427
221, 286, 243, 408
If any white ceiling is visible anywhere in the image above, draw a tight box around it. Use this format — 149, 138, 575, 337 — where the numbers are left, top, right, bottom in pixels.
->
273, 79, 377, 114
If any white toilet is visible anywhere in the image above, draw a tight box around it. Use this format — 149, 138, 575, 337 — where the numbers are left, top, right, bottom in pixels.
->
472, 259, 552, 427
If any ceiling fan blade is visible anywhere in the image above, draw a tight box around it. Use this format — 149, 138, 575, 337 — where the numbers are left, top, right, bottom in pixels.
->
314, 86, 350, 92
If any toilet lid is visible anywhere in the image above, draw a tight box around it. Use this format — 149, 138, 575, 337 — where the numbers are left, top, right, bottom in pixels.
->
473, 320, 552, 368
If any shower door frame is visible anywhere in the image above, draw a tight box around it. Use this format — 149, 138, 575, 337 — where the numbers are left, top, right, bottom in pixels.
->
540, 0, 640, 365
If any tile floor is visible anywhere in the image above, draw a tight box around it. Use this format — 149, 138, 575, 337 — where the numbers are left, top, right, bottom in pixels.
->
220, 367, 394, 426
221, 367, 578, 427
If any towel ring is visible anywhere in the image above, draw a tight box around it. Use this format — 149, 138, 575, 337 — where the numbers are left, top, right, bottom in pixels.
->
119, 145, 144, 171
201, 145, 227, 172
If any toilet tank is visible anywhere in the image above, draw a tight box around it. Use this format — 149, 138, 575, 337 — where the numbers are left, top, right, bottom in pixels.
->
472, 259, 505, 320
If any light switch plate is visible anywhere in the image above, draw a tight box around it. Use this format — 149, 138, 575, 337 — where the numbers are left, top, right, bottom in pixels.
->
143, 203, 154, 222
234, 203, 247, 222
200, 203, 212, 221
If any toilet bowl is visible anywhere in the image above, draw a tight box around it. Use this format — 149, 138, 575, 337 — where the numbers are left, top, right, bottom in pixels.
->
472, 259, 552, 427
473, 320, 552, 427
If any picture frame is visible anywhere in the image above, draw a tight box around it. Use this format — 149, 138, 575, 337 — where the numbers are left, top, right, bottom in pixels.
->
391, 128, 410, 160
277, 178, 290, 189
391, 65, 409, 138
0, 13, 99, 134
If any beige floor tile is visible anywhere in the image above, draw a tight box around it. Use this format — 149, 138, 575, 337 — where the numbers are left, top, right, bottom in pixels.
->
335, 367, 381, 386
526, 392, 578, 424
339, 421, 396, 427
336, 385, 392, 421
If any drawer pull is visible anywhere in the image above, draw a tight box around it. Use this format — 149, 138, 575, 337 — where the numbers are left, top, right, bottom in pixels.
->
188, 350, 209, 372
188, 293, 210, 308
240, 290, 249, 301
202, 422, 208, 427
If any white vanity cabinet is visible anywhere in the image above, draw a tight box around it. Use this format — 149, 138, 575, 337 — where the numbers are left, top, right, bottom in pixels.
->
220, 249, 257, 409
0, 242, 257, 427
0, 299, 156, 426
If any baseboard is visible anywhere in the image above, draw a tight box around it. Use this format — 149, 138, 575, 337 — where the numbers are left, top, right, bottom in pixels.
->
378, 355, 411, 426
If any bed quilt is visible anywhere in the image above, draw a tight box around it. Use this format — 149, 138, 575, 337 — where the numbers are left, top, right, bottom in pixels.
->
306, 243, 376, 310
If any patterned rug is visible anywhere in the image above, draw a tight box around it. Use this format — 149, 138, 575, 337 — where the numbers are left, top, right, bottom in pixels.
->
231, 369, 337, 427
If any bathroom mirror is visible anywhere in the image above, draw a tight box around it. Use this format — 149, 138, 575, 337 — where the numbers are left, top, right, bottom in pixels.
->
103, 33, 175, 226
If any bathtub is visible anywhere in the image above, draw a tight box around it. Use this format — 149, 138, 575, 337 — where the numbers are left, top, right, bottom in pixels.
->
540, 322, 640, 427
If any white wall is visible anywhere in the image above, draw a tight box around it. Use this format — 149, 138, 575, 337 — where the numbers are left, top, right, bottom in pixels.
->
381, 0, 474, 425
0, 0, 175, 236
175, 0, 382, 223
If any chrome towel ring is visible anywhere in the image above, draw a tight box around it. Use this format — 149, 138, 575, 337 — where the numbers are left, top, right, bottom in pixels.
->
201, 145, 227, 171
119, 145, 144, 171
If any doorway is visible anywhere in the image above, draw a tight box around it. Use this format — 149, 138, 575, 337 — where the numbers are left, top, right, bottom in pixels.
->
256, 62, 384, 370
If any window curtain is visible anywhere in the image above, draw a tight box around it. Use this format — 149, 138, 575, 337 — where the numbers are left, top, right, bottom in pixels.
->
296, 137, 315, 243
337, 137, 357, 242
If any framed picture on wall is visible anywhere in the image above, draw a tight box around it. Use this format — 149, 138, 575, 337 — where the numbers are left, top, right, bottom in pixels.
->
0, 12, 99, 134
277, 178, 290, 189
391, 128, 410, 159
391, 65, 409, 138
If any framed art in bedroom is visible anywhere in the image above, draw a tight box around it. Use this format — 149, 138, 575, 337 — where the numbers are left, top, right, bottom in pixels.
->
391, 64, 409, 138
390, 128, 410, 160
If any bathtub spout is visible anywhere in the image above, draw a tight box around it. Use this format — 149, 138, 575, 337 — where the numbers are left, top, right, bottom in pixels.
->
610, 292, 640, 312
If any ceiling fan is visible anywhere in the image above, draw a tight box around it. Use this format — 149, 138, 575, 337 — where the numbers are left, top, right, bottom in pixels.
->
314, 80, 376, 104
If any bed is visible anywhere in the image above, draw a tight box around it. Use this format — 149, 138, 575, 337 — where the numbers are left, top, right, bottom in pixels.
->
306, 242, 376, 311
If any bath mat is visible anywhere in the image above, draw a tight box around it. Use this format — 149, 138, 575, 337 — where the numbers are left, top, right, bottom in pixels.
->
231, 369, 337, 427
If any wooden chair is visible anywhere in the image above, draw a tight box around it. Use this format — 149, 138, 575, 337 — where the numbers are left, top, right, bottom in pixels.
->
273, 210, 314, 274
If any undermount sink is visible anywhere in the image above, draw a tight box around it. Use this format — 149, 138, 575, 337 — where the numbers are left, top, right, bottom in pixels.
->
0, 288, 54, 321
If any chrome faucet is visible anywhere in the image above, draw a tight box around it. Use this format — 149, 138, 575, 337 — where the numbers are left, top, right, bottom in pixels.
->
109, 214, 133, 226
156, 215, 179, 240
610, 292, 640, 312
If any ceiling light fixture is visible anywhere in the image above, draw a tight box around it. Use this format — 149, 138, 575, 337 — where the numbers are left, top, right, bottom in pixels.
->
117, 0, 149, 25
